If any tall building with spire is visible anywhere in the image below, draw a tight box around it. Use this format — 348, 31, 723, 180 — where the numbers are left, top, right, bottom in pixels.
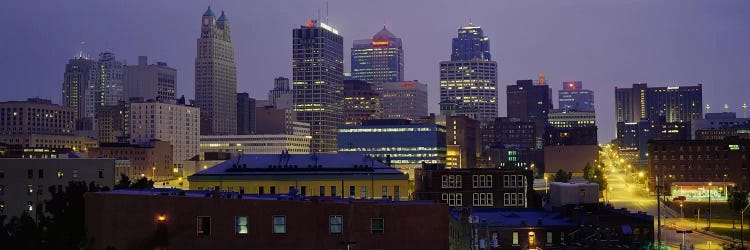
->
439, 23, 498, 123
351, 27, 404, 92
293, 20, 344, 153
195, 7, 237, 135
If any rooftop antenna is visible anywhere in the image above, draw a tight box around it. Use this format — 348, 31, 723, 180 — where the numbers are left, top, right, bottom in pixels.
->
325, 0, 329, 23
743, 103, 748, 118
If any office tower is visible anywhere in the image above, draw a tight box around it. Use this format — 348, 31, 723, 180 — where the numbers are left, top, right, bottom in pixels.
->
559, 81, 594, 112
195, 7, 238, 135
85, 51, 125, 121
268, 77, 293, 109
451, 22, 491, 61
439, 23, 498, 123
507, 79, 552, 148
615, 83, 702, 123
381, 81, 428, 120
237, 93, 256, 135
292, 20, 344, 153
507, 80, 552, 123
124, 56, 177, 101
351, 26, 404, 91
97, 101, 130, 143
445, 115, 480, 169
130, 99, 200, 174
0, 98, 75, 135
62, 56, 96, 124
343, 79, 382, 125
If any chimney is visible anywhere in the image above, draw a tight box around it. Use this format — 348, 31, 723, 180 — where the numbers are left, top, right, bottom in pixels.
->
138, 56, 148, 66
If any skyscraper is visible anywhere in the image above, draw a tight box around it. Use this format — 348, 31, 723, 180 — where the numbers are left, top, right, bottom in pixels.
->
268, 77, 293, 109
292, 20, 344, 153
507, 79, 552, 149
124, 56, 176, 101
559, 81, 594, 112
439, 23, 498, 123
85, 51, 124, 121
351, 27, 404, 91
382, 81, 428, 120
614, 83, 702, 123
62, 56, 96, 124
195, 7, 237, 135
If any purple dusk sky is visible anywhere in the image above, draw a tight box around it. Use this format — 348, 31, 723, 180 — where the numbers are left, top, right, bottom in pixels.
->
1, 0, 749, 142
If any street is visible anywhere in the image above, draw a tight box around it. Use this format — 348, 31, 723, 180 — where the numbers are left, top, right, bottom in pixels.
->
602, 145, 734, 249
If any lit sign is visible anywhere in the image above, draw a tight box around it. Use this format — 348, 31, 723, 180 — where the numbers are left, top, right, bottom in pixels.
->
667, 86, 679, 90
729, 144, 740, 151
401, 82, 416, 88
371, 41, 389, 46
319, 22, 339, 35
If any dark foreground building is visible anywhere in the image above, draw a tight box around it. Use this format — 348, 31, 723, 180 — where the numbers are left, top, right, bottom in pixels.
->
85, 189, 448, 249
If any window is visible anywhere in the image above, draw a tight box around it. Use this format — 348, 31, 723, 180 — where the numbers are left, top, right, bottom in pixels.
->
301, 186, 307, 196
472, 175, 479, 187
394, 186, 400, 200
331, 186, 337, 197
37, 185, 43, 196
57, 169, 63, 179
27, 185, 33, 195
360, 186, 367, 198
473, 193, 493, 206
330, 215, 343, 234
197, 216, 211, 235
517, 193, 525, 206
547, 231, 553, 244
371, 218, 384, 234
349, 186, 355, 197
28, 169, 33, 179
72, 169, 79, 179
235, 216, 248, 235
381, 186, 388, 198
38, 169, 44, 179
0, 170, 4, 178
98, 169, 104, 178
442, 175, 449, 187
270, 186, 276, 194
0, 201, 4, 211
320, 186, 325, 196
513, 231, 519, 245
503, 175, 510, 187
0, 185, 4, 195
273, 215, 286, 234
443, 175, 462, 188
447, 193, 463, 206
288, 186, 294, 193
27, 201, 33, 211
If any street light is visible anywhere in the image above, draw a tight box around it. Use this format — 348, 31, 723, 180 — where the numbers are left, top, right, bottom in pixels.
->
676, 230, 692, 250
708, 182, 714, 230
741, 202, 750, 249
152, 166, 156, 181
680, 203, 684, 218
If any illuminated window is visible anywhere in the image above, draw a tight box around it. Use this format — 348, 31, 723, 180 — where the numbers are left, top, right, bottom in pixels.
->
513, 231, 519, 245
273, 215, 286, 234
329, 215, 343, 234
235, 216, 248, 235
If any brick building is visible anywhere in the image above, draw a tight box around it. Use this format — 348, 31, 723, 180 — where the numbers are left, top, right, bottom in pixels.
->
88, 140, 173, 180
414, 166, 537, 208
648, 137, 750, 197
85, 189, 448, 250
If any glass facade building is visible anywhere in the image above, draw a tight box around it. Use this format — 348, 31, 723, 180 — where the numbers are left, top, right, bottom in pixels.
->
338, 120, 446, 168
292, 20, 344, 153
440, 23, 498, 123
351, 27, 404, 92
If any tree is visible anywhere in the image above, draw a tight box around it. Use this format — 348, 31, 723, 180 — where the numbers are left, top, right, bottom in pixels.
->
114, 173, 132, 190
728, 190, 749, 213
553, 169, 572, 183
582, 162, 607, 191
44, 181, 109, 249
130, 177, 154, 189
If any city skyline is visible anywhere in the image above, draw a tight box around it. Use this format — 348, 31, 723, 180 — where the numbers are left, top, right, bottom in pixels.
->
1, 1, 749, 143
